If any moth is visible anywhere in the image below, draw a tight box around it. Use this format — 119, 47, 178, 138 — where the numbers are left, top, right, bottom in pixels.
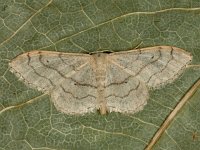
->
9, 46, 192, 115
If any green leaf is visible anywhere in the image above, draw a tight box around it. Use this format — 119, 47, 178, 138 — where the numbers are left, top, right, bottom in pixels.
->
0, 0, 200, 149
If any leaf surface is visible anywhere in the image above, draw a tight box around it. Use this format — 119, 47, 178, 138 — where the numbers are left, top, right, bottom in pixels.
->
0, 0, 200, 149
